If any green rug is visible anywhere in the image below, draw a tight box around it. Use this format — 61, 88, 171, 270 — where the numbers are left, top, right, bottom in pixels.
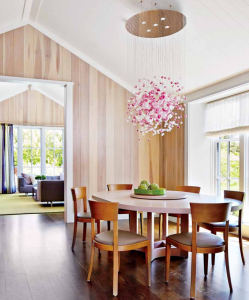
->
0, 193, 64, 215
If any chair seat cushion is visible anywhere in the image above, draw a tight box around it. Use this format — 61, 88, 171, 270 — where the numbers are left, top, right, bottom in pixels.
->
167, 232, 225, 248
200, 221, 238, 228
95, 230, 149, 246
77, 212, 91, 219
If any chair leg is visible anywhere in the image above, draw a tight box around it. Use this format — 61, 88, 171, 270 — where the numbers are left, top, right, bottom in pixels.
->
190, 251, 197, 299
238, 223, 245, 265
145, 244, 151, 286
204, 254, 208, 277
113, 248, 119, 296
140, 212, 144, 236
176, 217, 180, 234
87, 244, 95, 282
159, 214, 162, 240
165, 242, 171, 282
83, 223, 87, 242
118, 252, 120, 272
107, 221, 111, 231
211, 231, 216, 266
71, 220, 77, 250
225, 247, 233, 293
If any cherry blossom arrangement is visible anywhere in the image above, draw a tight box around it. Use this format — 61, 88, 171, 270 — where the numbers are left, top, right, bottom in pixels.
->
127, 76, 187, 140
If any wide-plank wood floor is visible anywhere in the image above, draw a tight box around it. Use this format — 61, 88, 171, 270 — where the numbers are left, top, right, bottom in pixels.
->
0, 213, 249, 300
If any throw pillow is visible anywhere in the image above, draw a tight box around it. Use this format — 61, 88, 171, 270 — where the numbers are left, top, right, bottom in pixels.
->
29, 174, 37, 185
60, 173, 64, 180
21, 173, 32, 184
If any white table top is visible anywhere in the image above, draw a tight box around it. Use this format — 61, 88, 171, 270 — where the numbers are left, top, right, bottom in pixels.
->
91, 190, 243, 214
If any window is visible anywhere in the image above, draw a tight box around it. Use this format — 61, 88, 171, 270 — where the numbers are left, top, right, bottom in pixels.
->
23, 129, 41, 176
14, 126, 64, 177
216, 135, 240, 196
45, 129, 63, 176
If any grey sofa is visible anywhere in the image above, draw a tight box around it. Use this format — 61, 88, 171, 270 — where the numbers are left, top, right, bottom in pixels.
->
36, 180, 64, 205
18, 175, 60, 194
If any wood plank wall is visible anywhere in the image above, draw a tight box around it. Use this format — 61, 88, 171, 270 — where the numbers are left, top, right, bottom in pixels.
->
0, 90, 64, 126
0, 25, 184, 195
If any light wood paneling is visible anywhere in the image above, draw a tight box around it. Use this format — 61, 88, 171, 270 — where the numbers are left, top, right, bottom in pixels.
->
0, 90, 64, 126
0, 25, 184, 193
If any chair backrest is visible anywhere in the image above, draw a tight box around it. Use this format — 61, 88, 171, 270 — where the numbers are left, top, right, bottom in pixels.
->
176, 185, 201, 194
89, 200, 119, 249
71, 187, 87, 213
191, 202, 232, 250
224, 190, 245, 202
89, 200, 119, 221
107, 184, 133, 191
190, 202, 232, 223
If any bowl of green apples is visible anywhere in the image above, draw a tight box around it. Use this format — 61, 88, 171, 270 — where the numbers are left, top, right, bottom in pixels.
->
134, 180, 166, 195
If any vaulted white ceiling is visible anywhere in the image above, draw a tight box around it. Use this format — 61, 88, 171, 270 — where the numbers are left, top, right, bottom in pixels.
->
0, 82, 64, 106
1, 0, 249, 93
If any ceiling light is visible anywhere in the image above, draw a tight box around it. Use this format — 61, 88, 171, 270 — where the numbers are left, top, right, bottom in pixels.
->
126, 9, 186, 38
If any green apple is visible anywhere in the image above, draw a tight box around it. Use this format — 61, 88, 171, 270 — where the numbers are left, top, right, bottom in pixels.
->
138, 183, 148, 190
149, 183, 159, 190
140, 180, 150, 187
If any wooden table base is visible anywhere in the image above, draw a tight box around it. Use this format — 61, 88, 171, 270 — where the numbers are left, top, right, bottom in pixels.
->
130, 211, 189, 261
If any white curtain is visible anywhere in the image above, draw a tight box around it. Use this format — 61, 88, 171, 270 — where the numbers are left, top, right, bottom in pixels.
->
205, 92, 249, 136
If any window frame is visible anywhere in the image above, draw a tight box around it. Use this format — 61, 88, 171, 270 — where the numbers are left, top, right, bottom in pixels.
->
22, 128, 41, 176
14, 125, 64, 176
215, 135, 240, 196
45, 129, 64, 176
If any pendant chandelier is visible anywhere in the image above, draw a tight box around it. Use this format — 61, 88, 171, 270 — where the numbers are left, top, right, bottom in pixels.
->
125, 2, 187, 139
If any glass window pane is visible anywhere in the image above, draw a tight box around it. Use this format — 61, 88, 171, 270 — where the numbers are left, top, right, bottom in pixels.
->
32, 129, 41, 148
55, 149, 63, 167
55, 168, 62, 176
23, 167, 31, 175
23, 149, 32, 166
32, 149, 41, 167
220, 142, 227, 177
32, 168, 41, 176
230, 141, 239, 178
23, 129, 31, 147
54, 130, 63, 148
46, 168, 54, 176
13, 128, 18, 148
220, 179, 228, 196
46, 149, 54, 167
14, 148, 18, 166
46, 130, 54, 148
230, 179, 239, 191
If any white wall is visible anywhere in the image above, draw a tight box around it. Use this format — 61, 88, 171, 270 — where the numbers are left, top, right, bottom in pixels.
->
188, 103, 213, 195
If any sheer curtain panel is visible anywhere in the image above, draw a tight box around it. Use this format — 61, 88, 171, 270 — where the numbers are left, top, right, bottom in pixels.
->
0, 124, 16, 194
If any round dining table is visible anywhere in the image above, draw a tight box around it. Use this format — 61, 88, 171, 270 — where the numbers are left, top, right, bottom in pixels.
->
91, 190, 243, 261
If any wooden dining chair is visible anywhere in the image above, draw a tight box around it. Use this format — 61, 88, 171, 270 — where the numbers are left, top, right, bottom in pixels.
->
158, 186, 201, 239
107, 184, 144, 236
198, 190, 245, 265
166, 202, 233, 299
71, 187, 100, 250
87, 200, 151, 297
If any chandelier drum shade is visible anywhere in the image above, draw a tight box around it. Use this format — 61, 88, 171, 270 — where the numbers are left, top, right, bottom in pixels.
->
125, 9, 186, 38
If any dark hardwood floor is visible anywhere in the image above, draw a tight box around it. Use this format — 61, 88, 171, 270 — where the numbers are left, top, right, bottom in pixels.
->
0, 213, 249, 300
